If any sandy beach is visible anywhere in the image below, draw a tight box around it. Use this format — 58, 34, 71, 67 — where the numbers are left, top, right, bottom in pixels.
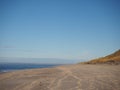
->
0, 64, 120, 90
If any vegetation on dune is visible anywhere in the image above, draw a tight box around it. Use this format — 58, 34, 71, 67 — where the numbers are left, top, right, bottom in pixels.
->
81, 49, 120, 64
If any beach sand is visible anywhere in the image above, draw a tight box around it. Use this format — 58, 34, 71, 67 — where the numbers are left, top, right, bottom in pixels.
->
0, 64, 120, 90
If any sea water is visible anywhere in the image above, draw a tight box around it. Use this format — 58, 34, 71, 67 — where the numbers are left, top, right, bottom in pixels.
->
0, 63, 60, 72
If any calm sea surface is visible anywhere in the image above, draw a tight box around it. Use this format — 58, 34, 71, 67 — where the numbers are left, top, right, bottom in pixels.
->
0, 63, 60, 72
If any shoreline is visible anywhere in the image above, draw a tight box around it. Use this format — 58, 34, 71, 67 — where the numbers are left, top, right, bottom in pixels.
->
0, 63, 63, 73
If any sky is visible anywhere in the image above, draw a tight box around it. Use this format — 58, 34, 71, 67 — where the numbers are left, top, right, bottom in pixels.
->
0, 0, 120, 63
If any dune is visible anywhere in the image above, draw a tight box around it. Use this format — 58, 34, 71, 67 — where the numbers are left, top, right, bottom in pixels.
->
81, 49, 120, 64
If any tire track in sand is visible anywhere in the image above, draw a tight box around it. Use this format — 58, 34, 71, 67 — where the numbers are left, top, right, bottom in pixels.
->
51, 67, 82, 90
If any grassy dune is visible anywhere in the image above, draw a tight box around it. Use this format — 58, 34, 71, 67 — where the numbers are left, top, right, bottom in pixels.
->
81, 49, 120, 64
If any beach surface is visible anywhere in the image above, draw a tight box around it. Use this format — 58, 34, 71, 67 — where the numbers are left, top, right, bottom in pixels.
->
0, 64, 120, 90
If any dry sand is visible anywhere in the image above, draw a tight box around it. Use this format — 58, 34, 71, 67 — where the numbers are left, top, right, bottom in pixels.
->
0, 64, 120, 90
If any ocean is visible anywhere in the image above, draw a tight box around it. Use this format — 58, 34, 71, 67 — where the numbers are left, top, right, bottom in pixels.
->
0, 63, 60, 72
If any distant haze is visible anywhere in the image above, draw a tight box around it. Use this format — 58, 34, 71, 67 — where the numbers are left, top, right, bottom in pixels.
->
0, 57, 86, 64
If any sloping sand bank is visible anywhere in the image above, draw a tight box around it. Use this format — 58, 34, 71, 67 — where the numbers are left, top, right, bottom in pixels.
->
0, 64, 120, 90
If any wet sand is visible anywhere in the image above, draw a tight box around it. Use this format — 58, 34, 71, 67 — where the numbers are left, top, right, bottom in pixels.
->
0, 64, 120, 90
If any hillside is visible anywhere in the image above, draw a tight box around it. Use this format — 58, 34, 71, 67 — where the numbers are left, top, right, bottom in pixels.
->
82, 49, 120, 64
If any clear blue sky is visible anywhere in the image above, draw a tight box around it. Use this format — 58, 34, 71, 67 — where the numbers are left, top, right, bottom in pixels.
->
0, 0, 120, 63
